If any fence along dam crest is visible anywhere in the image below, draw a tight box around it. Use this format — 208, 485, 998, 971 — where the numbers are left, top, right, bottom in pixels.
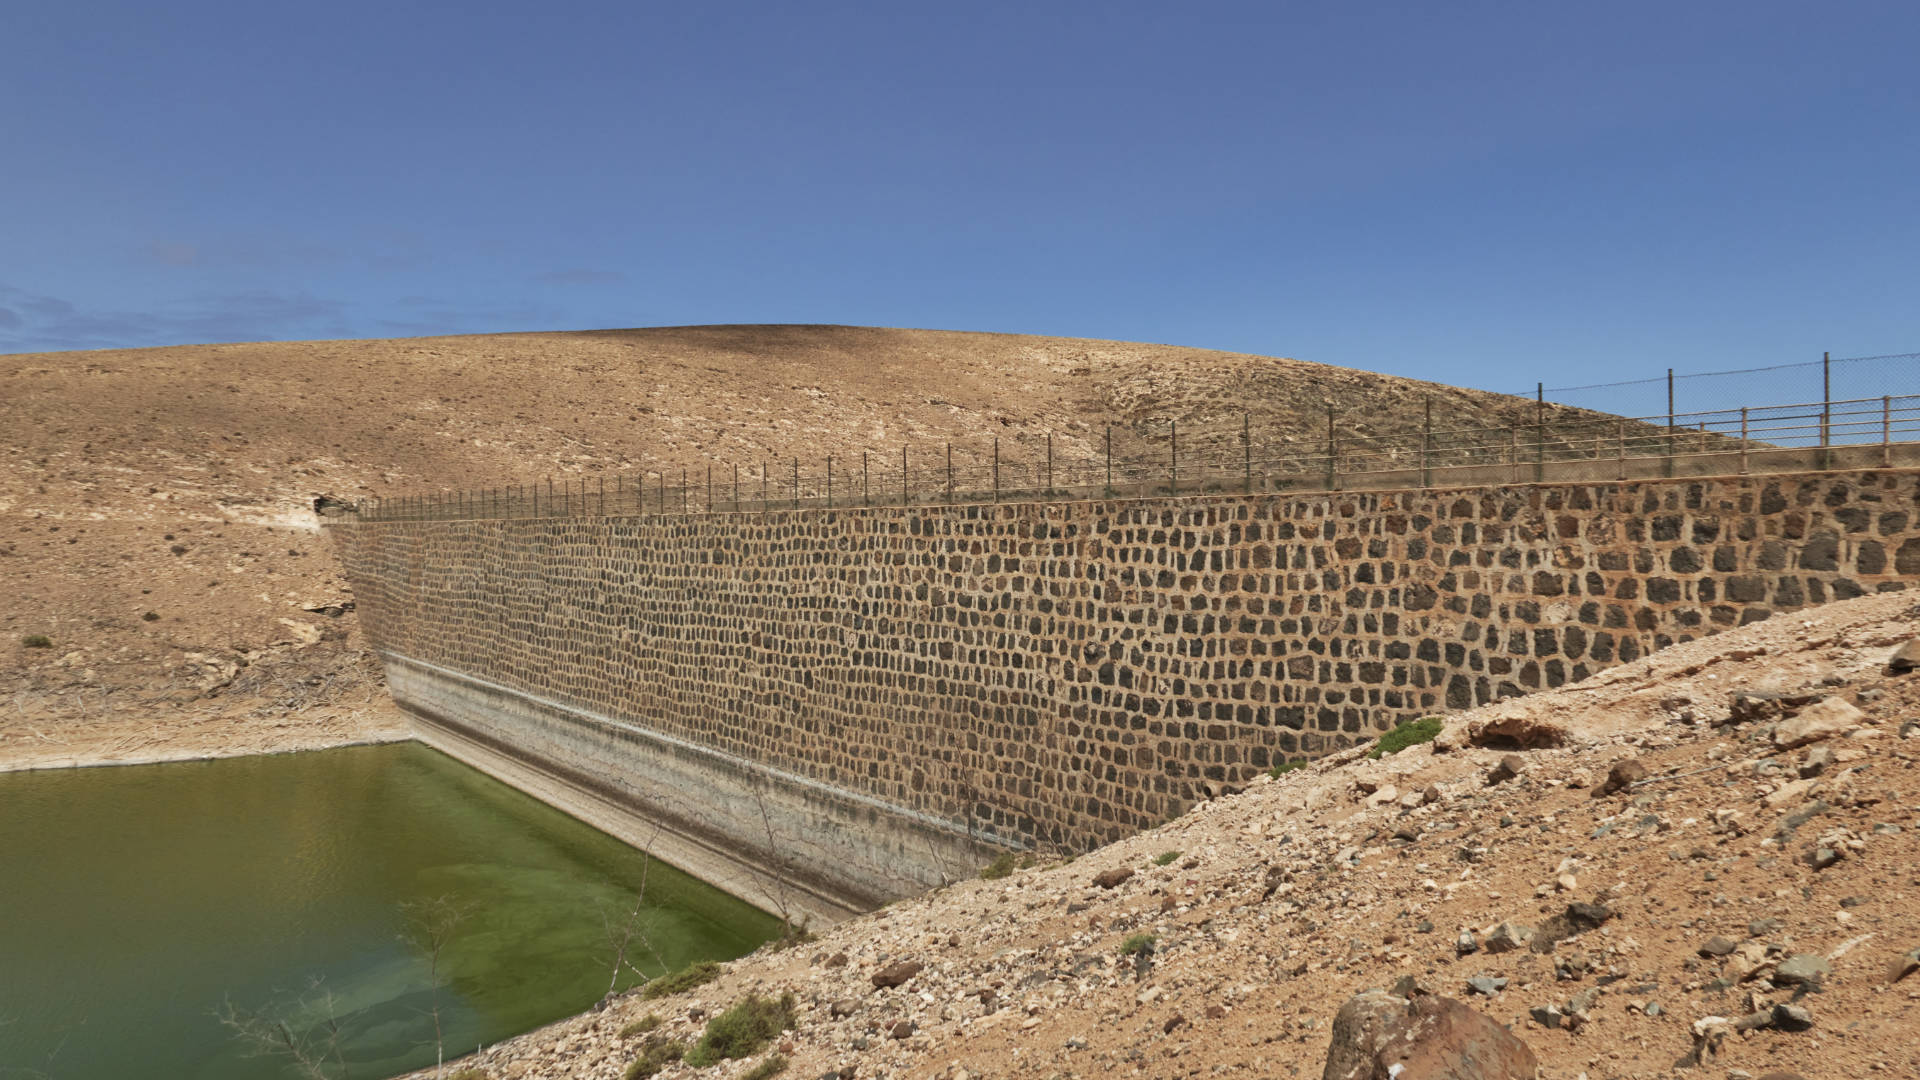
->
328, 449, 1920, 919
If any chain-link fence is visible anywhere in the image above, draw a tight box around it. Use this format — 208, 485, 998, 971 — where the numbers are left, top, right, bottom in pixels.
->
333, 351, 1920, 523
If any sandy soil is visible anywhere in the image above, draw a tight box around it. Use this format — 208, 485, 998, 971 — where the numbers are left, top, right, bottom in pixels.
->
423, 590, 1920, 1080
2, 324, 1543, 771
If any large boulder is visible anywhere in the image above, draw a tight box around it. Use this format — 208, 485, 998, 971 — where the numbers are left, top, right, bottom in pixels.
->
1772, 696, 1865, 749
1323, 990, 1538, 1080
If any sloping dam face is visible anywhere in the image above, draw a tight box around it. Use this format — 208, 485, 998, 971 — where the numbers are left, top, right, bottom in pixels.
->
327, 469, 1918, 919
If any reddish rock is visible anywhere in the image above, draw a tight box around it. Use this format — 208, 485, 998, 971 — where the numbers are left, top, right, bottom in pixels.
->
1595, 757, 1650, 796
1773, 696, 1865, 748
1092, 867, 1135, 889
870, 960, 924, 988
1485, 754, 1526, 785
1468, 713, 1569, 749
1886, 638, 1920, 674
1323, 990, 1538, 1080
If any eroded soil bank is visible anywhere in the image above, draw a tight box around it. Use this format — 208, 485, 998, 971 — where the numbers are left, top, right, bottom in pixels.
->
0, 688, 409, 773
420, 590, 1920, 1080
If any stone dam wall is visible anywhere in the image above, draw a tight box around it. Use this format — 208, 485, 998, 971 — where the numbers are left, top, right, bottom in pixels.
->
327, 469, 1919, 916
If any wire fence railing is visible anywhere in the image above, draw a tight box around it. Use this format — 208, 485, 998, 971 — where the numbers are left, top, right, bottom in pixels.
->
1521, 350, 1919, 418
332, 353, 1920, 524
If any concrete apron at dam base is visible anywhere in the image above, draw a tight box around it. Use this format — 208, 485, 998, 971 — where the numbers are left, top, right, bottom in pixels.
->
381, 653, 1005, 928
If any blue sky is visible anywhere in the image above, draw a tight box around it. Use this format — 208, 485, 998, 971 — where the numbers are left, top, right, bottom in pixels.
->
3, 1, 1916, 395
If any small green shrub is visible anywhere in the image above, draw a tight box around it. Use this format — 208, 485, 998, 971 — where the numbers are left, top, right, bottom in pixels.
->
623, 1038, 685, 1079
1267, 758, 1306, 778
979, 851, 1037, 879
684, 993, 795, 1067
1118, 933, 1157, 956
980, 852, 1018, 880
773, 929, 817, 950
21, 635, 51, 648
619, 1013, 662, 1038
1153, 850, 1181, 867
765, 918, 817, 952
1367, 716, 1444, 759
742, 1054, 789, 1080
640, 960, 721, 1000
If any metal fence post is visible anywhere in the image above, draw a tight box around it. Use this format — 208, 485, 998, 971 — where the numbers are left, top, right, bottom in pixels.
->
826, 456, 833, 509
681, 469, 688, 515
1169, 420, 1178, 496
992, 437, 1000, 502
900, 445, 907, 506
862, 451, 869, 507
1046, 434, 1053, 494
706, 466, 712, 513
1421, 397, 1431, 488
1665, 368, 1676, 477
1821, 351, 1832, 467
1884, 395, 1893, 468
1325, 407, 1336, 491
1104, 425, 1112, 497
1740, 408, 1750, 474
1535, 383, 1546, 484
760, 462, 768, 514
946, 443, 953, 504
658, 473, 665, 516
1243, 412, 1252, 494
791, 458, 799, 510
1509, 421, 1519, 484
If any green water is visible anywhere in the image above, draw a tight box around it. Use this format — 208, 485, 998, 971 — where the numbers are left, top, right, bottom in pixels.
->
0, 742, 781, 1079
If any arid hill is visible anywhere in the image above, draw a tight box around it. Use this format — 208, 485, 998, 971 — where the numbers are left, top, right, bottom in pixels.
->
1, 324, 1543, 760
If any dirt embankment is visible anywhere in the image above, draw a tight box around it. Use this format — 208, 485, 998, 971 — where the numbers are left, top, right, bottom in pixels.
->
2, 325, 1539, 769
429, 591, 1920, 1080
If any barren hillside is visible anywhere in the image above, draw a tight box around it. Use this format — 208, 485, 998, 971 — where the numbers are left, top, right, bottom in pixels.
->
417, 590, 1920, 1080
0, 325, 1543, 763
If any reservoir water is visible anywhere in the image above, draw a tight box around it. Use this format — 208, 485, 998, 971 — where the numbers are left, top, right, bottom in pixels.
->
0, 742, 782, 1079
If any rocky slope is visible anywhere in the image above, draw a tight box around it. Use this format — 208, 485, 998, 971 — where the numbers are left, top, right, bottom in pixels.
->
426, 590, 1920, 1080
2, 325, 1546, 766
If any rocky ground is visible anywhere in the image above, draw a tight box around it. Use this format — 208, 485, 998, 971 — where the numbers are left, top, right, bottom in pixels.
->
2, 325, 1540, 770
424, 590, 1920, 1080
